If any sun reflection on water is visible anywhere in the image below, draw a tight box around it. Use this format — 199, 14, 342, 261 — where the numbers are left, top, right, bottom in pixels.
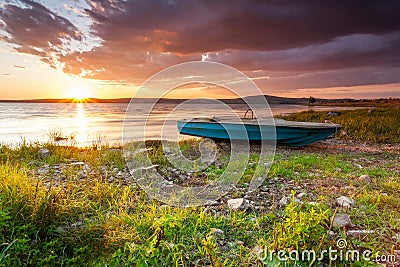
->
75, 103, 87, 146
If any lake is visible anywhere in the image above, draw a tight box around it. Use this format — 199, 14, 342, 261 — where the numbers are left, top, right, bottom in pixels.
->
0, 101, 363, 147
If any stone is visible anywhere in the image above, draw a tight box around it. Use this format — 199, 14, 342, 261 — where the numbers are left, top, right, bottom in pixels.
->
327, 111, 341, 116
37, 165, 49, 175
69, 161, 85, 166
227, 198, 249, 210
294, 198, 303, 204
357, 174, 372, 183
297, 192, 307, 198
353, 163, 363, 169
37, 148, 50, 159
336, 196, 355, 208
347, 230, 375, 238
332, 213, 354, 228
210, 228, 224, 238
279, 196, 290, 206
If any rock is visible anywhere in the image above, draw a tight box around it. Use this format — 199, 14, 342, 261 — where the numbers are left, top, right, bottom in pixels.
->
203, 207, 216, 214
210, 228, 224, 238
37, 165, 49, 175
332, 213, 354, 228
205, 200, 220, 206
37, 148, 50, 159
294, 198, 303, 204
260, 186, 269, 192
69, 161, 85, 166
327, 111, 341, 116
353, 163, 363, 169
357, 174, 372, 183
297, 192, 307, 199
336, 196, 355, 208
71, 220, 85, 229
279, 196, 290, 206
227, 198, 249, 210
347, 230, 375, 238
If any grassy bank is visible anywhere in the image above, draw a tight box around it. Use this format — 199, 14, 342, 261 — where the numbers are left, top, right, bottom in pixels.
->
1, 108, 399, 266
277, 108, 400, 143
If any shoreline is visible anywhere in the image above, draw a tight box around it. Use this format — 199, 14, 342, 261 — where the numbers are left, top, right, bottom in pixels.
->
1, 109, 399, 266
1, 137, 399, 265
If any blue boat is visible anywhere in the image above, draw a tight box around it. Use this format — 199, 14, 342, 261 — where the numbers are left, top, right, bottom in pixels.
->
177, 117, 342, 146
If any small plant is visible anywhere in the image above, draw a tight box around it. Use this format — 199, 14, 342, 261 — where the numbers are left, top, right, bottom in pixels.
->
46, 127, 69, 142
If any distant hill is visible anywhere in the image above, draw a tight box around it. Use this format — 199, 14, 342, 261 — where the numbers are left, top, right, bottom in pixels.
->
0, 95, 397, 107
0, 95, 347, 104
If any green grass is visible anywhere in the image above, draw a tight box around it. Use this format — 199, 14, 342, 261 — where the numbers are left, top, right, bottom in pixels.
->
1, 126, 399, 266
277, 108, 400, 143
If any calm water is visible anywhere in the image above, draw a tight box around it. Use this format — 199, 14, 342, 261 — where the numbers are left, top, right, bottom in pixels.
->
0, 102, 362, 146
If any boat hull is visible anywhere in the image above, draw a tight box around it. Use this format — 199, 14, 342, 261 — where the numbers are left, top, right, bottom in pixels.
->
177, 119, 342, 147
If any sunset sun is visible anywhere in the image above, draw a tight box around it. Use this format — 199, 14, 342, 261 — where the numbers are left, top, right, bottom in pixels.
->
68, 87, 92, 102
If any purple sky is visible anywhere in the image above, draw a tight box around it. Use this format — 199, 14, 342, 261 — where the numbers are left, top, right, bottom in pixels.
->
0, 0, 399, 99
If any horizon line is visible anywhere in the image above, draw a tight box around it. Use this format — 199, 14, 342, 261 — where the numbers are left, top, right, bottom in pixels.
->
0, 94, 398, 103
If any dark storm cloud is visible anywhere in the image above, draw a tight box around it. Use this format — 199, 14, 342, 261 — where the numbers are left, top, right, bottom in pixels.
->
85, 0, 400, 53
252, 67, 400, 92
205, 32, 400, 71
1, 0, 400, 91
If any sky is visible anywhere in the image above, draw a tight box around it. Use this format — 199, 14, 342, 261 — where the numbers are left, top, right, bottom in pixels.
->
0, 0, 399, 100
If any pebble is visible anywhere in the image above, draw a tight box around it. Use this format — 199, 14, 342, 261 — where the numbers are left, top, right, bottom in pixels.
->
294, 198, 303, 204
357, 174, 372, 183
227, 198, 249, 210
347, 229, 375, 237
332, 213, 354, 228
297, 192, 307, 198
336, 196, 355, 208
69, 161, 86, 166
210, 228, 224, 238
37, 148, 50, 158
279, 196, 290, 206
